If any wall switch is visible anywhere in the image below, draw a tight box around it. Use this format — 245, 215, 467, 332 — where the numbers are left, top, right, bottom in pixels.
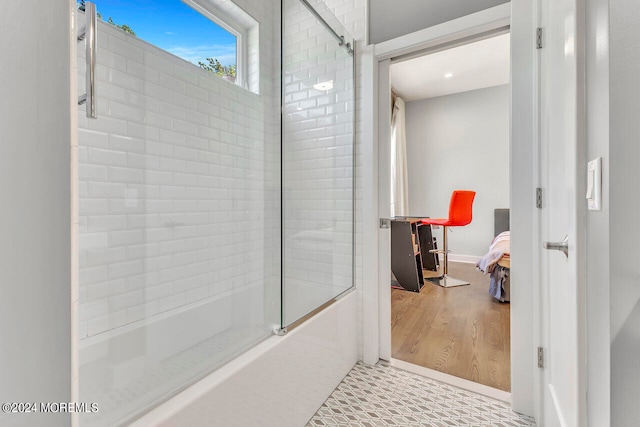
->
586, 157, 602, 211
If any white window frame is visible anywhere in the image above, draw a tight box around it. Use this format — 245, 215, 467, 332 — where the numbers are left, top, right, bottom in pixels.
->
183, 0, 258, 92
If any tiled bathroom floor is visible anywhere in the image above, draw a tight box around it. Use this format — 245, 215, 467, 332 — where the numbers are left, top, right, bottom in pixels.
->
306, 363, 536, 427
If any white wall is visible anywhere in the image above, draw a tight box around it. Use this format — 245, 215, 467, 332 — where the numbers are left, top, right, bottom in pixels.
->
405, 85, 510, 258
609, 0, 640, 424
369, 0, 510, 44
0, 1, 72, 426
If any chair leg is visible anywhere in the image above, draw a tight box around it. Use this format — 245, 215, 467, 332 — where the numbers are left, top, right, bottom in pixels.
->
428, 225, 470, 288
442, 225, 449, 276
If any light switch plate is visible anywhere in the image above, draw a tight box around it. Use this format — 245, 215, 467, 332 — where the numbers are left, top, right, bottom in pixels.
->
586, 157, 602, 211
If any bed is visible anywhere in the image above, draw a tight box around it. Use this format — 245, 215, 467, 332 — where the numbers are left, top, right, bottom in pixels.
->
476, 209, 510, 302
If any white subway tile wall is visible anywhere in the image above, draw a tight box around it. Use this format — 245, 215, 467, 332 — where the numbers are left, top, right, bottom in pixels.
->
322, 0, 366, 42
78, 18, 277, 338
282, 0, 356, 325
77, 1, 280, 424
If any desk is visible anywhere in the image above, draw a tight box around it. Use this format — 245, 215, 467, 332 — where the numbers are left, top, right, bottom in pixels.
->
391, 217, 438, 292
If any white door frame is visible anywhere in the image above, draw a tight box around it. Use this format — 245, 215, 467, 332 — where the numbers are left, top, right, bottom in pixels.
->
361, 2, 539, 417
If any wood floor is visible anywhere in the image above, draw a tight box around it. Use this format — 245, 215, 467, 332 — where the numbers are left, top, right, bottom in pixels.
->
391, 261, 511, 391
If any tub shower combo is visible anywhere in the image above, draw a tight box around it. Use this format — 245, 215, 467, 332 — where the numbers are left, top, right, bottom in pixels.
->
76, 0, 355, 424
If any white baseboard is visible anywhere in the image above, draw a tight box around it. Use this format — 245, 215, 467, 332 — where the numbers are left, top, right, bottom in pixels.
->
448, 254, 482, 264
387, 358, 511, 403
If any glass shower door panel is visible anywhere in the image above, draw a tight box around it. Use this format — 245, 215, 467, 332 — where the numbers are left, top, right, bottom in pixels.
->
75, 2, 279, 425
282, 0, 355, 326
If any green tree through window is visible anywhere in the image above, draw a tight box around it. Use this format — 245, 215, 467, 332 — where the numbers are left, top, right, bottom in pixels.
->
77, 0, 135, 35
198, 58, 237, 82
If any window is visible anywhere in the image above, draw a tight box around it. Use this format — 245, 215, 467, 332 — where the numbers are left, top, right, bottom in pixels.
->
185, 0, 259, 91
77, 0, 258, 92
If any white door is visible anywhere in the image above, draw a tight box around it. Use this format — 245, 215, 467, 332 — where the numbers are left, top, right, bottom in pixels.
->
538, 0, 584, 425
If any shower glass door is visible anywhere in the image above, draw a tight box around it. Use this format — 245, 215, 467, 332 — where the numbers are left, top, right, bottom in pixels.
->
75, 1, 279, 425
281, 0, 355, 327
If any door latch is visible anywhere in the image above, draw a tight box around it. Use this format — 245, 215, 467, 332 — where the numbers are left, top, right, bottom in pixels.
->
543, 235, 569, 258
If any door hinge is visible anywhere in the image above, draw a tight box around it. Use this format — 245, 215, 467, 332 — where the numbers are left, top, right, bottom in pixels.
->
536, 187, 543, 209
538, 347, 545, 368
536, 27, 543, 49
380, 218, 392, 229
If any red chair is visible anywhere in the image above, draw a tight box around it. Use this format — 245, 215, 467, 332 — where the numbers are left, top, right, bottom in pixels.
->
421, 190, 476, 287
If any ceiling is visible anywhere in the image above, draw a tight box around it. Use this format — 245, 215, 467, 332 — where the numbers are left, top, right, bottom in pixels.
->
390, 33, 510, 102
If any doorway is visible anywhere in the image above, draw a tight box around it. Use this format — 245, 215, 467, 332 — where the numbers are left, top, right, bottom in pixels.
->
361, 2, 539, 416
387, 33, 512, 392
363, 0, 586, 419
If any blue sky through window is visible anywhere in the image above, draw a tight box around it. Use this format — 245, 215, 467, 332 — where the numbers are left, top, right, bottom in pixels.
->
83, 0, 237, 67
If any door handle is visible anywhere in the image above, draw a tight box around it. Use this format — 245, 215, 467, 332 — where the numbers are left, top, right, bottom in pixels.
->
543, 235, 569, 257
77, 1, 98, 118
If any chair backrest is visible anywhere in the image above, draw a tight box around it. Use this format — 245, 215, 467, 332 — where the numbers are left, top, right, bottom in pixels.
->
447, 190, 476, 226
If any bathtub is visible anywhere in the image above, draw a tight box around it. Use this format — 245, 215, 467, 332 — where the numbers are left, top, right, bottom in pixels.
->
122, 290, 359, 426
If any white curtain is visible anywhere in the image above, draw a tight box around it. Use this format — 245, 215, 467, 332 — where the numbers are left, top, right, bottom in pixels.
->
390, 96, 409, 217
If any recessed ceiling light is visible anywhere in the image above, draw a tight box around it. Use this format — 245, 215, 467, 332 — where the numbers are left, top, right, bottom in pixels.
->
444, 73, 454, 79
313, 80, 334, 91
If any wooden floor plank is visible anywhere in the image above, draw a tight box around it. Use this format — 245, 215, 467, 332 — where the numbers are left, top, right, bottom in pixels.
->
391, 261, 511, 391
